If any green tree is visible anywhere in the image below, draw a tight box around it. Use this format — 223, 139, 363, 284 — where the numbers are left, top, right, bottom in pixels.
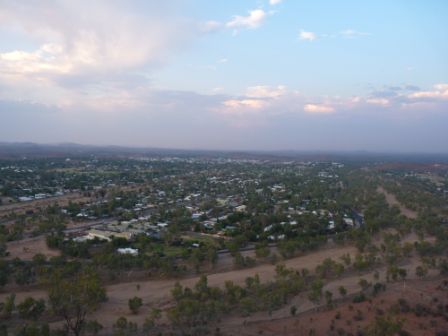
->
339, 253, 351, 266
0, 324, 7, 336
206, 246, 218, 266
324, 290, 333, 307
1, 294, 15, 319
438, 258, 448, 275
364, 315, 404, 336
17, 297, 46, 320
48, 268, 106, 336
0, 260, 8, 288
14, 323, 50, 336
113, 317, 137, 336
358, 278, 371, 292
255, 242, 270, 259
308, 279, 323, 303
290, 305, 297, 316
142, 308, 162, 333
128, 296, 143, 315
85, 320, 103, 335
338, 286, 347, 298
415, 265, 428, 278
0, 236, 7, 258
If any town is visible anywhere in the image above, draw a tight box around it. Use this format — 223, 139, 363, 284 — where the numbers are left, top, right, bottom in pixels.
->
0, 150, 447, 335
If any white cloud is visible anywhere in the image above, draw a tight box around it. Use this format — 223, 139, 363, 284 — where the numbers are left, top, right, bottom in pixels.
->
201, 20, 222, 32
408, 83, 448, 100
218, 98, 268, 127
223, 99, 266, 111
298, 28, 370, 42
304, 104, 335, 114
246, 85, 287, 98
269, 0, 283, 5
218, 58, 228, 64
299, 30, 317, 41
226, 9, 267, 30
0, 1, 193, 79
0, 0, 198, 110
0, 43, 71, 75
366, 98, 390, 106
340, 29, 370, 38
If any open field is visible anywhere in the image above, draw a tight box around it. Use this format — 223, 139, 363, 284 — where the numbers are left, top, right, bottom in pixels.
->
5, 236, 61, 260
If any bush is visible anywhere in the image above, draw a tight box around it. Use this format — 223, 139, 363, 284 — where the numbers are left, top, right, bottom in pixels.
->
290, 305, 297, 316
17, 297, 46, 320
85, 320, 103, 335
128, 296, 143, 315
113, 317, 138, 336
352, 293, 366, 303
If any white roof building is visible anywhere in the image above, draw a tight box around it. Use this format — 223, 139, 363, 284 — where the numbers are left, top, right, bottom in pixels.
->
117, 248, 139, 256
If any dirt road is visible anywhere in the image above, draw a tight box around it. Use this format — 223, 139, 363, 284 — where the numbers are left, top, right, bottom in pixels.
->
0, 234, 430, 330
377, 186, 417, 219
0, 243, 357, 326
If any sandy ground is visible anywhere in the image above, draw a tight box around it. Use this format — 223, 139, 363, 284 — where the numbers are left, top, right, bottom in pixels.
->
1, 234, 433, 332
0, 193, 90, 217
233, 277, 448, 336
5, 236, 61, 260
377, 186, 418, 219
0, 243, 357, 326
218, 259, 440, 330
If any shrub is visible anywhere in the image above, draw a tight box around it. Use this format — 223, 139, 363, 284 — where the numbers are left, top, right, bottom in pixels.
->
128, 296, 143, 315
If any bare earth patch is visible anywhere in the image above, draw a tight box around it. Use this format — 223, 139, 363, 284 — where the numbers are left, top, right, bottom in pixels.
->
5, 236, 60, 260
0, 234, 436, 333
233, 277, 448, 336
377, 186, 418, 219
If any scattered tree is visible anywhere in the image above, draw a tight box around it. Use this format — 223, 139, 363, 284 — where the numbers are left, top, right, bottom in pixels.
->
48, 268, 106, 336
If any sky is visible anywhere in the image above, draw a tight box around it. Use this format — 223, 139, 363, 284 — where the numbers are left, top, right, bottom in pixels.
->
0, 0, 447, 152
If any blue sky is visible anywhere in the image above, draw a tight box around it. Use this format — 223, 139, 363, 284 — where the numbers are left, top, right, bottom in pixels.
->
0, 0, 447, 152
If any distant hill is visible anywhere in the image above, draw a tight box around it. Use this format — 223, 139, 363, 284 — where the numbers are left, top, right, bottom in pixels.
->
0, 142, 447, 163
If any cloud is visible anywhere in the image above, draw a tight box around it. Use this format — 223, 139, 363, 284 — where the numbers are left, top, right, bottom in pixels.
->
223, 99, 266, 111
218, 98, 268, 127
408, 84, 448, 100
245, 85, 287, 98
0, 43, 70, 75
214, 83, 448, 127
299, 28, 371, 42
269, 0, 283, 5
299, 30, 317, 41
226, 9, 267, 30
0, 1, 194, 81
339, 29, 370, 38
0, 0, 199, 111
215, 86, 289, 127
201, 20, 222, 32
304, 104, 335, 114
366, 98, 390, 106
2, 83, 448, 151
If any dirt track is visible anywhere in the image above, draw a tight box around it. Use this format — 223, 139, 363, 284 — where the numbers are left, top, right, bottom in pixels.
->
0, 243, 357, 326
232, 276, 447, 336
377, 186, 418, 219
0, 234, 431, 331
